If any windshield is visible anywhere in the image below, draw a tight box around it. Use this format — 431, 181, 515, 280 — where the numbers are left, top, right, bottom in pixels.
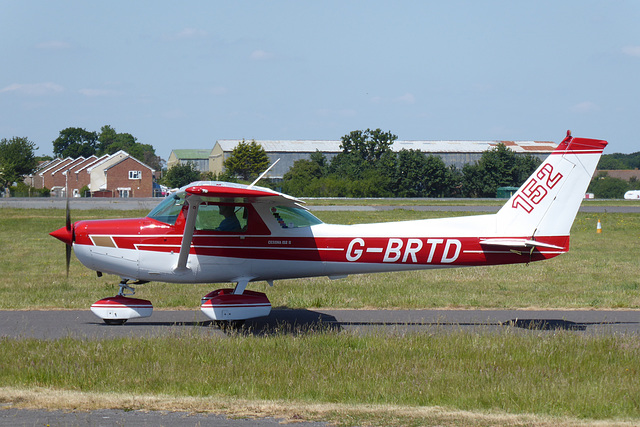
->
270, 206, 323, 229
147, 193, 185, 225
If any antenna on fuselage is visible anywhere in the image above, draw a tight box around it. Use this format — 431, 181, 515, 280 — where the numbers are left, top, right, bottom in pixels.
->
248, 158, 280, 188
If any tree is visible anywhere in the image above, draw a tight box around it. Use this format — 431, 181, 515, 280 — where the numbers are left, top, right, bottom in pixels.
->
97, 125, 164, 171
223, 140, 270, 181
340, 128, 397, 163
282, 158, 324, 196
52, 128, 98, 158
163, 162, 202, 188
461, 143, 540, 197
598, 152, 640, 170
588, 172, 630, 198
330, 129, 398, 182
0, 137, 38, 190
394, 150, 452, 197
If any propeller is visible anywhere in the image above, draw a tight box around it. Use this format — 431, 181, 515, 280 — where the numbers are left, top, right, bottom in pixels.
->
65, 198, 72, 276
50, 198, 75, 276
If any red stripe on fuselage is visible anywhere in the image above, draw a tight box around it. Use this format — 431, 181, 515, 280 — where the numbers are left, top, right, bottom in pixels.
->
77, 228, 569, 267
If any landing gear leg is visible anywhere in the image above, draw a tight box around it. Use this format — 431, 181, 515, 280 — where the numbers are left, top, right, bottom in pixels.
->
118, 279, 135, 296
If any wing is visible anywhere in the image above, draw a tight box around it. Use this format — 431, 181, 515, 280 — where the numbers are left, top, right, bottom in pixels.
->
185, 182, 303, 207
173, 181, 304, 272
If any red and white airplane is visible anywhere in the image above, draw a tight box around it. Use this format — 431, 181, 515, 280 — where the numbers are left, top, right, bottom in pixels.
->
50, 131, 607, 325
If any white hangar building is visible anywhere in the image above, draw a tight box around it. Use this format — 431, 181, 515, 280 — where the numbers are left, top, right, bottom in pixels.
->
171, 139, 558, 179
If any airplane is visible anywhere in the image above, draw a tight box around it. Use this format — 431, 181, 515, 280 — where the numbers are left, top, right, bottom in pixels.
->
50, 131, 607, 325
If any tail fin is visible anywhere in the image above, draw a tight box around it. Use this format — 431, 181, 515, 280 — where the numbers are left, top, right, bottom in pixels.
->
495, 131, 607, 240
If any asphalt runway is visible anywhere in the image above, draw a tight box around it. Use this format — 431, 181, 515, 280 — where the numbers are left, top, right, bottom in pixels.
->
1, 308, 638, 339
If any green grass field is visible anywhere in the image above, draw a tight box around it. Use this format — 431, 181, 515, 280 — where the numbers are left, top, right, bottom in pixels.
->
1, 206, 639, 425
0, 208, 638, 310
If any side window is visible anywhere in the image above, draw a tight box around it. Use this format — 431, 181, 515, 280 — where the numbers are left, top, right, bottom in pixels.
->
270, 206, 323, 229
195, 203, 247, 232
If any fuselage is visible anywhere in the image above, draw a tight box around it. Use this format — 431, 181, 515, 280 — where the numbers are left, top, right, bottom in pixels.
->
69, 202, 566, 284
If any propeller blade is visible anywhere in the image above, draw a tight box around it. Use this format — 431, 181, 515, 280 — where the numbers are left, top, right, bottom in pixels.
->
66, 242, 71, 277
66, 198, 71, 232
65, 197, 73, 277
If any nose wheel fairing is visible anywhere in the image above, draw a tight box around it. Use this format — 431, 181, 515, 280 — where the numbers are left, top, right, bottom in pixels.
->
90, 295, 153, 324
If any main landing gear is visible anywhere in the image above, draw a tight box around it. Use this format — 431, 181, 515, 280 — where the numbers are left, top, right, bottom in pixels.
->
90, 279, 272, 327
90, 279, 153, 325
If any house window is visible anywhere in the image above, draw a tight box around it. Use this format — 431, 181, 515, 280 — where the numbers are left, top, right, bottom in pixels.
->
129, 170, 142, 179
118, 188, 131, 198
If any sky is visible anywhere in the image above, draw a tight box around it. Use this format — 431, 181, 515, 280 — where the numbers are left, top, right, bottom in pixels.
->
1, 1, 639, 161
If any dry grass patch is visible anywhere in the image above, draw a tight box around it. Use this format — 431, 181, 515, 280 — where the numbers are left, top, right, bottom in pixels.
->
1, 387, 635, 426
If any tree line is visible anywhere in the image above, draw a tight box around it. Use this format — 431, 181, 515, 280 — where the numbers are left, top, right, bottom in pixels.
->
52, 125, 163, 171
281, 129, 541, 198
166, 130, 543, 198
2, 126, 638, 198
587, 151, 640, 198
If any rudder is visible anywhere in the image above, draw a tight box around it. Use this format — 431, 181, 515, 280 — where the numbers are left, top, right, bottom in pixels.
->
495, 131, 607, 240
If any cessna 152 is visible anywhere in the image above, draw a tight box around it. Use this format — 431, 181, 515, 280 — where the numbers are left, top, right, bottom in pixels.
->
50, 131, 606, 325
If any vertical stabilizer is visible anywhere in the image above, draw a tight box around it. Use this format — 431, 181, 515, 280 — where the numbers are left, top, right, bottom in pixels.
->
495, 131, 607, 240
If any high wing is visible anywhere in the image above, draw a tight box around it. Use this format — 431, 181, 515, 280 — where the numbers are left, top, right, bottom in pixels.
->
174, 181, 305, 272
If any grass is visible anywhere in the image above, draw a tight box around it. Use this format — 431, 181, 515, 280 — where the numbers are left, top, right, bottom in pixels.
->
1, 205, 639, 425
1, 330, 639, 424
0, 208, 638, 310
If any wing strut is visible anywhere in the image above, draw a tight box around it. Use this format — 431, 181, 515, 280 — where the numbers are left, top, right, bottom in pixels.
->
248, 158, 280, 188
174, 195, 201, 271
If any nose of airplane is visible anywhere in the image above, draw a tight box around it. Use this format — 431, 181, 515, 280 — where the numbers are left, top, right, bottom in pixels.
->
50, 226, 73, 245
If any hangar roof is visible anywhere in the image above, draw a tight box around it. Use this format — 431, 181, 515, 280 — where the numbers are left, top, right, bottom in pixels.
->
215, 139, 557, 154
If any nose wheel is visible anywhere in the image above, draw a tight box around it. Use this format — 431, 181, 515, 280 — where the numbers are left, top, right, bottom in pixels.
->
90, 279, 153, 325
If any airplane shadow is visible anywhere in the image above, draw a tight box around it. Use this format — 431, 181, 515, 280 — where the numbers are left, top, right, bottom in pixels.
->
94, 311, 638, 335
97, 309, 340, 336
503, 318, 588, 331
238, 309, 340, 336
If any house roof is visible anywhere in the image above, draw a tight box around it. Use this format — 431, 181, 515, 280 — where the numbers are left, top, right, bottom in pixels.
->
216, 140, 342, 153
105, 153, 155, 172
170, 149, 211, 159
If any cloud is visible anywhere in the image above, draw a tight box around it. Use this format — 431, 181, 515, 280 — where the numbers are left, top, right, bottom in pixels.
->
622, 46, 640, 57
0, 82, 64, 96
250, 50, 275, 61
571, 101, 599, 113
36, 40, 71, 50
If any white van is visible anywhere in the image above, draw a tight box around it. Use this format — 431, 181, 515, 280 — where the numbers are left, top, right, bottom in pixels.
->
624, 190, 640, 199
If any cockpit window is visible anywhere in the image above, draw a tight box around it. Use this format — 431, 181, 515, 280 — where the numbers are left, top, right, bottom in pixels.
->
271, 206, 323, 229
147, 193, 185, 225
195, 203, 247, 232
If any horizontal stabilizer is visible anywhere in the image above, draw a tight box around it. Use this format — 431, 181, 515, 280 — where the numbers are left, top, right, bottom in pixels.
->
479, 239, 565, 250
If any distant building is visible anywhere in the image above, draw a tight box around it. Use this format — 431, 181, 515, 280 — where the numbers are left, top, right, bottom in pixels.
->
167, 149, 211, 172
595, 169, 640, 181
204, 139, 558, 179
210, 140, 343, 179
31, 151, 155, 197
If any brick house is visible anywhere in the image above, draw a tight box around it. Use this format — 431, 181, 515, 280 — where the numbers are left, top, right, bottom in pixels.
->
96, 154, 155, 198
32, 151, 155, 197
